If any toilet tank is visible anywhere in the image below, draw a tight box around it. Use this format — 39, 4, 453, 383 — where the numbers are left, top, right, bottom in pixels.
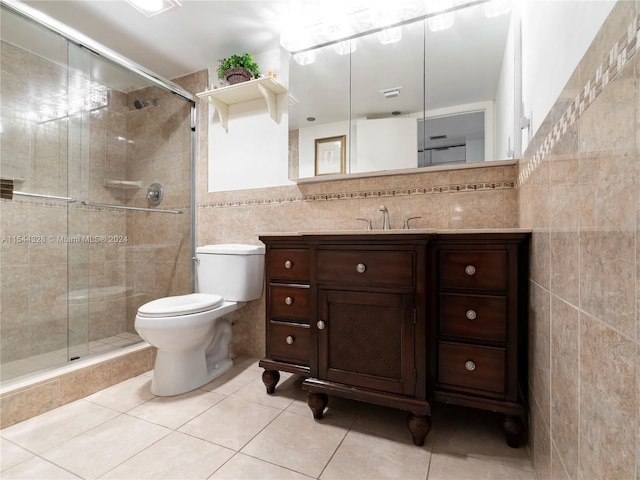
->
195, 244, 265, 301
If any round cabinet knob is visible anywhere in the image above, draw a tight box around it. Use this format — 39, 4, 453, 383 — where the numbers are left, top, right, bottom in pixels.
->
464, 360, 476, 371
317, 320, 326, 330
356, 263, 366, 274
466, 309, 477, 320
285, 335, 295, 345
284, 260, 292, 269
465, 265, 476, 276
284, 296, 293, 306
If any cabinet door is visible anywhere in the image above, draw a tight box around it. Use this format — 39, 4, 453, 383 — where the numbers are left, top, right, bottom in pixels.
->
317, 289, 415, 395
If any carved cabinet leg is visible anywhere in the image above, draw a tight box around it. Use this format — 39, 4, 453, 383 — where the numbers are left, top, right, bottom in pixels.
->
307, 392, 328, 420
261, 370, 280, 394
407, 413, 432, 446
501, 415, 524, 448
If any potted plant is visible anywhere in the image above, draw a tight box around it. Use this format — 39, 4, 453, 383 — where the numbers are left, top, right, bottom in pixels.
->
217, 52, 260, 85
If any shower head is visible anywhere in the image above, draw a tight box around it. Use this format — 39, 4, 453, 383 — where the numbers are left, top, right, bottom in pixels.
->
133, 98, 159, 110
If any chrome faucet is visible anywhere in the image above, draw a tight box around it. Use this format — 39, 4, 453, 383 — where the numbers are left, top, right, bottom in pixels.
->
379, 205, 390, 230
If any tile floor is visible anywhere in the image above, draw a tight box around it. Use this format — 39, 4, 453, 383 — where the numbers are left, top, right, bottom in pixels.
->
0, 357, 535, 480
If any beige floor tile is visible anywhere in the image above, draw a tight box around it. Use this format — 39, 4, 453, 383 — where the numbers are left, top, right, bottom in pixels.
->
101, 431, 235, 480
127, 388, 225, 429
0, 400, 120, 454
231, 375, 301, 410
200, 365, 263, 396
231, 356, 263, 372
84, 374, 155, 412
427, 450, 536, 480
209, 453, 314, 479
41, 415, 171, 480
431, 404, 532, 471
241, 410, 348, 478
321, 430, 431, 480
0, 456, 81, 479
286, 394, 361, 429
1, 437, 34, 471
178, 396, 282, 450
352, 402, 429, 446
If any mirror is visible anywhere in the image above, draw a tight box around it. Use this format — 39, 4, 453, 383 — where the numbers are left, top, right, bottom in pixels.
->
288, 1, 517, 181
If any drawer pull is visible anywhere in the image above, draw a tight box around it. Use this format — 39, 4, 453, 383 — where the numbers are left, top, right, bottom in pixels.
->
356, 263, 366, 274
465, 265, 476, 276
464, 360, 476, 371
317, 320, 326, 330
466, 309, 477, 320
285, 335, 295, 345
284, 260, 293, 269
284, 296, 293, 306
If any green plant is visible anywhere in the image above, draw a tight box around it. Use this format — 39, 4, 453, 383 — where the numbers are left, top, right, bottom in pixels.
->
217, 52, 260, 79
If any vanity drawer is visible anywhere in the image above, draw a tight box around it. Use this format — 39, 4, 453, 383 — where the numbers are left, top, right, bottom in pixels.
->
269, 248, 310, 282
317, 250, 414, 288
268, 321, 310, 365
269, 285, 310, 321
439, 293, 507, 342
439, 250, 507, 291
438, 342, 506, 395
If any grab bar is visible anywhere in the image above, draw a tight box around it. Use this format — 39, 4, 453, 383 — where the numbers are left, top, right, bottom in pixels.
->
81, 200, 183, 214
12, 191, 77, 203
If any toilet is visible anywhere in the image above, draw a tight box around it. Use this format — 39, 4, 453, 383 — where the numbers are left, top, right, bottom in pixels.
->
135, 243, 265, 396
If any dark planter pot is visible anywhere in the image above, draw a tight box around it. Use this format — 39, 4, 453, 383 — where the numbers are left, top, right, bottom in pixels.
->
225, 67, 252, 85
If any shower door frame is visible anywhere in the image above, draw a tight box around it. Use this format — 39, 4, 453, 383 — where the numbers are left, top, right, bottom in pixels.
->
1, 0, 198, 380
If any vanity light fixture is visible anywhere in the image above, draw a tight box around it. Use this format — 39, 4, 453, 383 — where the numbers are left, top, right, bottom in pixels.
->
484, 0, 512, 18
427, 0, 455, 32
377, 26, 402, 45
334, 40, 357, 55
126, 0, 181, 17
373, 3, 403, 45
293, 50, 316, 65
281, 0, 491, 57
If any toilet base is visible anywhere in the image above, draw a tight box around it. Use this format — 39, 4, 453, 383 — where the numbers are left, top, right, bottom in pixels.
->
150, 349, 233, 396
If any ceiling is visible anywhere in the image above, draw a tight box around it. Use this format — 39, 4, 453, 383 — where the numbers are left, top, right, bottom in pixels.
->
21, 0, 288, 80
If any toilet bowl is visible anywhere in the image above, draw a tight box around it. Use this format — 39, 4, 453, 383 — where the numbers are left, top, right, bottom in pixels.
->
135, 244, 265, 396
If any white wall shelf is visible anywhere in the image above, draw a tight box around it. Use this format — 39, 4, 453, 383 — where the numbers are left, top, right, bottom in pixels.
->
197, 77, 287, 132
103, 179, 142, 189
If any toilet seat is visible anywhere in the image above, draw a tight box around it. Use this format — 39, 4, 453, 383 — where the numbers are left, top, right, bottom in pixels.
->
137, 293, 224, 318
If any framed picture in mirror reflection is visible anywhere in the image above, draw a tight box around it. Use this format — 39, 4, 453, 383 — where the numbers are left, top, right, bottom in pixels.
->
315, 135, 346, 176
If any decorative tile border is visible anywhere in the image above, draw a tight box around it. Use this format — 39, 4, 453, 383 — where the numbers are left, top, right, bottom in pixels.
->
198, 180, 516, 209
518, 14, 640, 187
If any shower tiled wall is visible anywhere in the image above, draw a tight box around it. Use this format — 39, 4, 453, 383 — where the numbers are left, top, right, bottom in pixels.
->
0, 39, 194, 367
0, 68, 204, 428
518, 2, 639, 479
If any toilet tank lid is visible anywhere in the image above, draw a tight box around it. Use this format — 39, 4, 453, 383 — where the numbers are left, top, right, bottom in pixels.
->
196, 244, 265, 255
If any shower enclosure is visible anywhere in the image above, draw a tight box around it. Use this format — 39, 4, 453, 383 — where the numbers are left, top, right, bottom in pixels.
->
0, 2, 195, 386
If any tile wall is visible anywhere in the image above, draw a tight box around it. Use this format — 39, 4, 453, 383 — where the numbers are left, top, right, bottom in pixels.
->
518, 2, 639, 478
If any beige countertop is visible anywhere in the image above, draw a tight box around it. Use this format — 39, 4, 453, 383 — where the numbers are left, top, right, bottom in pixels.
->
259, 228, 532, 236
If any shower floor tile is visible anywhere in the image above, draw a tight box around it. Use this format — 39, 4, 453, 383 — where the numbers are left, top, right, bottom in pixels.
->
0, 332, 142, 383
0, 357, 535, 480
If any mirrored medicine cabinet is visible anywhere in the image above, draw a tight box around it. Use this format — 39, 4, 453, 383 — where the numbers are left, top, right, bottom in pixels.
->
288, 1, 521, 182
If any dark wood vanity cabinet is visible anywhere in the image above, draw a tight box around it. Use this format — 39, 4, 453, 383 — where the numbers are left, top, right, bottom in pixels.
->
259, 232, 529, 448
309, 242, 431, 446
431, 233, 529, 447
259, 237, 312, 393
